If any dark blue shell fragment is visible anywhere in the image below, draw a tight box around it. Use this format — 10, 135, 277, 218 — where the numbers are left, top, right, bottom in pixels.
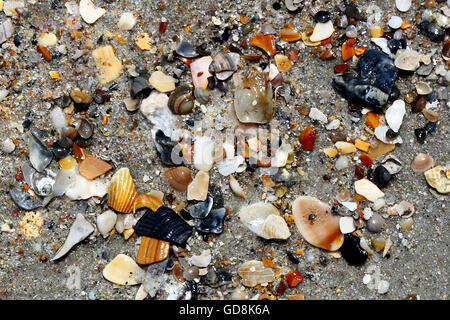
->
196, 208, 226, 234
154, 130, 183, 166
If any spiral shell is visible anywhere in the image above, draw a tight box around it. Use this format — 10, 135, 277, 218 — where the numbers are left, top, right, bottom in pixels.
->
107, 168, 138, 214
164, 166, 192, 192
168, 85, 195, 115
209, 52, 237, 74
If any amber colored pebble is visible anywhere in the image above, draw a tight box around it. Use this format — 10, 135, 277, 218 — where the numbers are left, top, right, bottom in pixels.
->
367, 140, 395, 159
261, 257, 275, 269
70, 90, 93, 104
354, 138, 371, 152
78, 156, 113, 180
288, 293, 305, 300
279, 24, 302, 42
137, 236, 170, 265
276, 279, 288, 295
37, 45, 52, 61
319, 48, 336, 60
422, 108, 438, 122
341, 43, 355, 61
159, 20, 168, 33
424, 0, 436, 8
73, 144, 87, 163
286, 270, 303, 287
355, 46, 366, 55
411, 95, 427, 113
321, 37, 332, 46
334, 64, 349, 73
359, 154, 373, 167
261, 174, 276, 189
355, 164, 365, 180
59, 156, 77, 170
173, 262, 185, 283
299, 126, 318, 151
346, 38, 357, 46
401, 21, 412, 29
133, 194, 164, 212
370, 26, 384, 38
365, 112, 381, 129
442, 41, 450, 59
249, 33, 276, 57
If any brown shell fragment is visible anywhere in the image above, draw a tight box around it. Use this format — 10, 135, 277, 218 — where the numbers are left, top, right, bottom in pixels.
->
424, 166, 450, 194
292, 196, 344, 251
249, 33, 276, 56
411, 153, 434, 173
164, 166, 192, 192
167, 85, 194, 115
108, 168, 138, 214
133, 194, 164, 213
137, 236, 170, 265
78, 156, 113, 180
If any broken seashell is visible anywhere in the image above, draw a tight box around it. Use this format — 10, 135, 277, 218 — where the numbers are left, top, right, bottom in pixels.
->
381, 155, 402, 175
25, 130, 53, 173
209, 52, 237, 74
256, 214, 291, 240
137, 236, 170, 265
310, 20, 335, 42
175, 39, 198, 58
134, 207, 192, 246
308, 107, 327, 123
249, 33, 276, 56
185, 196, 213, 219
424, 166, 450, 194
374, 125, 403, 144
415, 81, 432, 95
238, 260, 275, 287
396, 0, 411, 12
97, 210, 117, 238
115, 213, 135, 234
411, 153, 434, 172
274, 54, 294, 72
335, 141, 357, 154
164, 167, 192, 192
196, 208, 226, 234
64, 168, 108, 200
190, 249, 211, 268
168, 85, 194, 115
190, 56, 213, 89
51, 213, 94, 261
385, 99, 405, 133
234, 68, 274, 124
292, 196, 344, 251
135, 33, 151, 51
394, 49, 420, 71
107, 168, 138, 214
78, 156, 112, 180
238, 202, 279, 235
9, 186, 42, 211
216, 155, 245, 176
187, 171, 209, 201
92, 46, 122, 84
149, 70, 176, 93
339, 216, 356, 234
354, 179, 384, 202
117, 12, 136, 31
387, 200, 415, 217
103, 254, 141, 285
79, 0, 106, 24
280, 24, 302, 42
229, 175, 246, 199
141, 258, 168, 297
193, 136, 215, 172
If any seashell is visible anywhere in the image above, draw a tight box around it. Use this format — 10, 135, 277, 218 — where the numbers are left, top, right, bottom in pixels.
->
366, 213, 385, 232
310, 20, 335, 42
274, 54, 293, 72
107, 168, 138, 214
284, 0, 303, 12
175, 39, 199, 58
374, 125, 403, 144
103, 254, 141, 285
168, 85, 194, 115
292, 196, 344, 251
385, 99, 405, 133
117, 12, 136, 31
280, 24, 302, 42
209, 52, 237, 74
190, 56, 213, 89
190, 249, 211, 268
63, 167, 108, 200
381, 155, 402, 175
335, 141, 356, 154
187, 170, 209, 201
92, 45, 122, 84
234, 68, 274, 124
399, 217, 413, 231
256, 214, 291, 240
415, 81, 432, 95
216, 155, 245, 176
9, 186, 42, 211
130, 76, 151, 100
96, 210, 117, 238
193, 136, 215, 172
149, 70, 176, 93
135, 32, 151, 51
51, 214, 94, 261
78, 118, 93, 139
238, 260, 275, 287
339, 216, 356, 234
164, 166, 192, 192
133, 193, 164, 213
70, 90, 93, 105
411, 153, 434, 172
137, 236, 170, 265
354, 178, 385, 202
249, 33, 276, 57
238, 202, 280, 235
186, 196, 213, 219
135, 285, 148, 300
193, 87, 211, 104
25, 129, 53, 173
335, 155, 349, 170
396, 0, 411, 12
153, 129, 183, 167
196, 208, 226, 234
115, 213, 135, 234
79, 0, 106, 24
394, 49, 420, 71
229, 175, 246, 199
134, 206, 192, 246
424, 166, 450, 194
78, 156, 112, 180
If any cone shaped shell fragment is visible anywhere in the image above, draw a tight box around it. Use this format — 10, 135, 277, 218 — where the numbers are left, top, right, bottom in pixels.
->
108, 168, 138, 214
292, 196, 344, 251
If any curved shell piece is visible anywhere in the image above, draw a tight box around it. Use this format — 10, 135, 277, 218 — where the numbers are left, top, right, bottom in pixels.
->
187, 170, 209, 201
354, 178, 385, 202
238, 202, 280, 234
164, 166, 192, 192
424, 166, 450, 194
103, 254, 141, 285
137, 236, 170, 265
133, 194, 164, 213
292, 196, 344, 251
395, 49, 420, 71
256, 214, 291, 240
168, 85, 195, 115
108, 168, 138, 214
79, 0, 106, 24
229, 175, 246, 199
411, 153, 434, 172
238, 260, 275, 287
209, 52, 237, 74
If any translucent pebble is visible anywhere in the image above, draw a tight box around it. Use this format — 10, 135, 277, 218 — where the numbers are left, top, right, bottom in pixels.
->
396, 0, 412, 12
388, 16, 403, 29
377, 280, 390, 294
363, 274, 371, 284
50, 107, 68, 133
335, 155, 349, 170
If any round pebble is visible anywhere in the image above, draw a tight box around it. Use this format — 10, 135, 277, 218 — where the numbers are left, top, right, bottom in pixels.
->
314, 10, 331, 23
345, 25, 358, 38
367, 214, 384, 233
1, 138, 16, 153
362, 274, 371, 285
377, 280, 390, 294
388, 16, 403, 29
183, 266, 200, 281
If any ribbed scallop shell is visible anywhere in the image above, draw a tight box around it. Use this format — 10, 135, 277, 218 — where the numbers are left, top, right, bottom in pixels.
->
108, 168, 138, 214
137, 236, 170, 265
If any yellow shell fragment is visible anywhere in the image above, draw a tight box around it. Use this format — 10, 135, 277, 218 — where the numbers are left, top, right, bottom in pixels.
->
135, 32, 151, 50
108, 168, 138, 214
424, 166, 450, 194
102, 254, 140, 285
92, 45, 122, 84
19, 211, 43, 239
133, 194, 164, 212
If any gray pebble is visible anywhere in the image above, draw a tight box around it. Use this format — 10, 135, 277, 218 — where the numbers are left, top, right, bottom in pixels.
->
367, 214, 384, 233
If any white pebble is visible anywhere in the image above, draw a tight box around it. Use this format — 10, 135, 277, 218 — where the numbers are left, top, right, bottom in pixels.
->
388, 16, 403, 29
1, 138, 15, 153
309, 107, 327, 123
326, 119, 340, 130
377, 280, 390, 294
96, 210, 117, 237
334, 155, 349, 170
339, 216, 356, 234
0, 88, 9, 101
395, 0, 411, 12
118, 12, 137, 31
341, 201, 357, 211
363, 274, 371, 285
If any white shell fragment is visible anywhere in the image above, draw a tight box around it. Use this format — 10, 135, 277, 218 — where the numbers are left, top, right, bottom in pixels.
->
51, 214, 95, 261
229, 175, 246, 199
395, 49, 420, 71
117, 12, 136, 31
3, 0, 24, 16
50, 107, 68, 134
238, 202, 279, 235
354, 179, 385, 202
237, 260, 275, 287
190, 249, 211, 268
309, 107, 328, 123
96, 210, 117, 238
0, 19, 14, 44
375, 125, 403, 144
339, 216, 356, 234
103, 254, 141, 286
216, 155, 245, 176
310, 20, 334, 42
385, 99, 406, 133
335, 141, 356, 154
415, 82, 432, 95
395, 0, 411, 12
193, 136, 215, 172
64, 169, 108, 200
256, 214, 291, 240
387, 201, 415, 217
79, 0, 106, 24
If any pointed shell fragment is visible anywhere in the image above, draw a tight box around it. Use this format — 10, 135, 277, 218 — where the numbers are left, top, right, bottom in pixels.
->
229, 175, 246, 199
135, 33, 151, 50
137, 236, 170, 265
187, 170, 209, 201
310, 20, 335, 42
92, 46, 122, 84
256, 214, 291, 240
249, 33, 276, 57
238, 260, 275, 287
292, 196, 344, 251
424, 166, 450, 194
107, 168, 138, 214
354, 178, 385, 202
79, 0, 106, 24
190, 56, 213, 89
103, 254, 141, 285
133, 194, 164, 213
385, 99, 406, 133
78, 156, 112, 180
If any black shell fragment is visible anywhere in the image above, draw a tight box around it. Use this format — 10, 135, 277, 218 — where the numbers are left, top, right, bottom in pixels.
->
134, 207, 192, 246
340, 234, 368, 266
196, 208, 226, 234
373, 165, 392, 189
186, 196, 213, 219
130, 76, 151, 99
153, 130, 183, 166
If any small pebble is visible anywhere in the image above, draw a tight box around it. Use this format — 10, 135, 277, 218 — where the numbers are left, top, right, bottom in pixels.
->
388, 16, 403, 29
1, 138, 15, 153
367, 214, 384, 233
377, 280, 390, 294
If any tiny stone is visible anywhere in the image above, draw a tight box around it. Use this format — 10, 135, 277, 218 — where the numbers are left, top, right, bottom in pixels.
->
1, 138, 15, 153
367, 214, 384, 233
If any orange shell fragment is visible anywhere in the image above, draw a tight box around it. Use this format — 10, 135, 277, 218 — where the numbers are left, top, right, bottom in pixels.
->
133, 194, 164, 213
279, 24, 302, 42
78, 156, 113, 180
137, 236, 170, 265
342, 43, 355, 61
135, 33, 152, 51
249, 33, 276, 57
